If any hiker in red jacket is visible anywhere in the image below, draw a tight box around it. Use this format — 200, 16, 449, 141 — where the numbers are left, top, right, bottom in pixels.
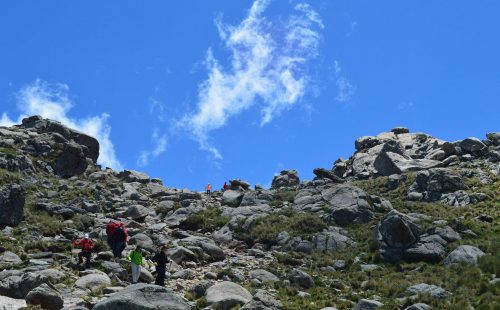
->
72, 234, 94, 268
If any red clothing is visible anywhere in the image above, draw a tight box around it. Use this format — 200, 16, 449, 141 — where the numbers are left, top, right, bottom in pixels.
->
73, 238, 94, 252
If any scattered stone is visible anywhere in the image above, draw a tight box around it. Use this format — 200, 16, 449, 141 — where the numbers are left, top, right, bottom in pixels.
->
287, 269, 315, 289
405, 283, 450, 299
444, 245, 485, 266
206, 281, 252, 310
353, 299, 384, 309
25, 283, 64, 310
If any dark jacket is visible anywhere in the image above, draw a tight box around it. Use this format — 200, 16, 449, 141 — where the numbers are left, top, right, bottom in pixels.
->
153, 251, 169, 268
113, 227, 127, 243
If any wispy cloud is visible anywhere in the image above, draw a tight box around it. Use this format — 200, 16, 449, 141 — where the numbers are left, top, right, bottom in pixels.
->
332, 60, 355, 102
181, 0, 324, 159
398, 101, 414, 110
136, 128, 167, 167
0, 79, 123, 171
346, 21, 357, 37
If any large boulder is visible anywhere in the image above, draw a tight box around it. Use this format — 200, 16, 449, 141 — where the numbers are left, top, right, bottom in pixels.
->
249, 269, 280, 283
321, 185, 374, 225
377, 211, 420, 248
222, 190, 244, 208
127, 205, 151, 220
353, 299, 384, 309
408, 168, 466, 202
0, 272, 49, 298
241, 289, 283, 310
0, 251, 22, 268
443, 245, 485, 266
75, 273, 111, 291
118, 170, 151, 183
206, 281, 252, 310
287, 269, 315, 289
93, 283, 191, 310
53, 141, 89, 177
25, 283, 63, 310
272, 170, 300, 189
405, 283, 450, 299
0, 184, 25, 227
459, 137, 487, 156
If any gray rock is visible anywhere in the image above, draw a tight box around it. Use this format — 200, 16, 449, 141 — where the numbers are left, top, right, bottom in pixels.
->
353, 299, 384, 309
127, 205, 151, 220
312, 230, 355, 253
405, 283, 450, 299
321, 185, 374, 225
0, 251, 22, 268
443, 245, 485, 266
74, 273, 111, 290
409, 168, 466, 202
403, 242, 446, 263
0, 272, 49, 298
377, 210, 420, 248
25, 283, 63, 310
404, 303, 431, 310
93, 283, 191, 310
313, 168, 344, 183
222, 190, 244, 207
459, 137, 487, 156
118, 170, 151, 183
241, 289, 283, 310
249, 269, 279, 283
287, 269, 315, 289
0, 184, 25, 227
128, 233, 153, 248
429, 226, 461, 242
53, 142, 89, 177
206, 281, 252, 310
486, 132, 500, 146
272, 170, 300, 189
190, 280, 214, 298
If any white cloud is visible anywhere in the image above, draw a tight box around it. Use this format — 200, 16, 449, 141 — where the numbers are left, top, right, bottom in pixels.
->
398, 101, 414, 110
332, 60, 355, 102
0, 113, 16, 127
335, 77, 355, 102
0, 79, 123, 171
182, 0, 323, 159
136, 128, 168, 167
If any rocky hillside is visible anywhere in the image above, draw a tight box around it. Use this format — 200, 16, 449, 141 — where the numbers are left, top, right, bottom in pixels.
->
0, 116, 498, 310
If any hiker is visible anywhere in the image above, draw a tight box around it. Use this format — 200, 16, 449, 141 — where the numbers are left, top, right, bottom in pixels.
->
205, 183, 212, 195
129, 245, 143, 284
223, 182, 229, 191
105, 220, 119, 248
112, 225, 128, 258
106, 221, 128, 258
72, 234, 94, 268
152, 245, 171, 286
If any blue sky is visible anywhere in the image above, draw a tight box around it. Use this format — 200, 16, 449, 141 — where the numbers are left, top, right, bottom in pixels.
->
1, 1, 499, 190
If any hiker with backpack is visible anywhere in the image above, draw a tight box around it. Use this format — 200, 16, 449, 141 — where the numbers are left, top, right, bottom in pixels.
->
129, 245, 143, 284
72, 233, 94, 268
106, 221, 128, 258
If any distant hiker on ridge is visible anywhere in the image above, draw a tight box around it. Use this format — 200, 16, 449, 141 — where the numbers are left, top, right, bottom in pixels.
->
205, 183, 212, 195
223, 182, 229, 191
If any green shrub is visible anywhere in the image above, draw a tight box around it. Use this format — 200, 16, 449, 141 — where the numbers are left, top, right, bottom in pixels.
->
182, 207, 230, 232
72, 214, 95, 231
479, 254, 500, 275
240, 211, 326, 246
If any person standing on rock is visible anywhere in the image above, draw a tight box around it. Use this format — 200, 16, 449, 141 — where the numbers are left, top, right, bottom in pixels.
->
72, 233, 94, 268
223, 182, 228, 191
152, 245, 170, 286
205, 183, 212, 195
129, 245, 143, 284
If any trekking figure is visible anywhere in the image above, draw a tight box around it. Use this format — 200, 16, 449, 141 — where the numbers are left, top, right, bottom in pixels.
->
205, 183, 212, 195
223, 182, 229, 191
129, 245, 143, 284
112, 225, 128, 258
72, 233, 94, 268
152, 245, 171, 286
106, 221, 128, 258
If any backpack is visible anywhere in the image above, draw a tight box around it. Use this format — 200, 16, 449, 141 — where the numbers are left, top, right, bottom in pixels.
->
106, 222, 120, 235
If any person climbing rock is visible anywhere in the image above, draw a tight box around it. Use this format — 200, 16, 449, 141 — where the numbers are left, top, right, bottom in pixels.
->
152, 245, 171, 286
72, 233, 94, 268
129, 245, 143, 284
